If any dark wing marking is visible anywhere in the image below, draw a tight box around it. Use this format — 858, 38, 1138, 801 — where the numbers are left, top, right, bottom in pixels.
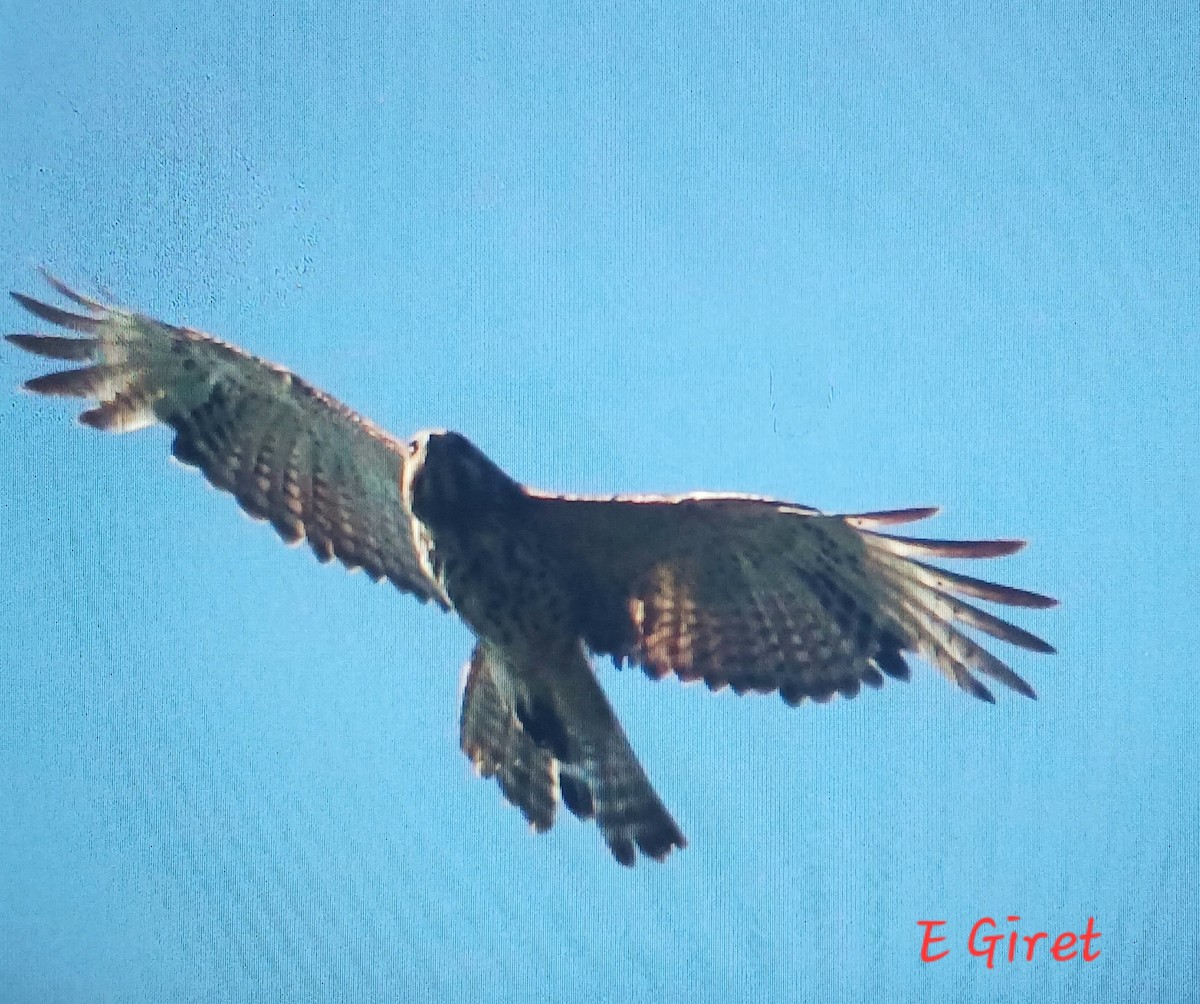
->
527, 492, 1056, 704
8, 275, 446, 606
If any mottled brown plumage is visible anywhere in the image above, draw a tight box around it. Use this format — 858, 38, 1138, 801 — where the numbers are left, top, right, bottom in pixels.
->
7, 272, 1057, 866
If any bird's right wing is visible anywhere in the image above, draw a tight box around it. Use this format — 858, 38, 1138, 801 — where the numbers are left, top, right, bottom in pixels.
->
8, 272, 448, 607
527, 491, 1056, 705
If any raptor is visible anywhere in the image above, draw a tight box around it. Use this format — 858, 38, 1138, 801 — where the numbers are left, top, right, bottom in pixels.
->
7, 272, 1056, 865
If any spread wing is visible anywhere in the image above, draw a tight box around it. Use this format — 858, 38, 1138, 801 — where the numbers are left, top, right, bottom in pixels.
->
7, 272, 446, 606
527, 492, 1057, 704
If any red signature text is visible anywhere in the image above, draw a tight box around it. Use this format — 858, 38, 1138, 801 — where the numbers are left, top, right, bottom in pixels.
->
918, 916, 1101, 967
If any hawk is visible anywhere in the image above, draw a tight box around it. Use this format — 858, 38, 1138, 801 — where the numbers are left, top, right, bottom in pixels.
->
7, 272, 1056, 866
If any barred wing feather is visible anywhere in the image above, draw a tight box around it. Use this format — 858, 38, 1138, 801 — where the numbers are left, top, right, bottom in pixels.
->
8, 274, 445, 606
528, 493, 1056, 704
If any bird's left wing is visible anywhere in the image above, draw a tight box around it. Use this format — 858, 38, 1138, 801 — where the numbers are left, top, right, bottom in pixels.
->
8, 273, 447, 606
527, 491, 1056, 705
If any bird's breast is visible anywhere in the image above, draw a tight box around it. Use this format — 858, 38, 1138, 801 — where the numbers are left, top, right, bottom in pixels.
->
433, 521, 580, 657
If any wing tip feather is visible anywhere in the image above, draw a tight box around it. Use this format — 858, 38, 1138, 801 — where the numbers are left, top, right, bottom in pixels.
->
10, 291, 102, 332
35, 267, 107, 310
7, 332, 100, 361
964, 674, 996, 703
844, 506, 941, 528
24, 368, 104, 397
862, 530, 1029, 559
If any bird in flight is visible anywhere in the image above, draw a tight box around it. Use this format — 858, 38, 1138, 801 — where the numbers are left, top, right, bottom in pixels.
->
7, 272, 1056, 866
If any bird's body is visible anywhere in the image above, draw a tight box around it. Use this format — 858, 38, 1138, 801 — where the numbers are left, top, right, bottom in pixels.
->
7, 273, 1056, 865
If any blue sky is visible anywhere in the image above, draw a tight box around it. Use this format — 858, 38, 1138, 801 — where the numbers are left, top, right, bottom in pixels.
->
1, 3, 1196, 1001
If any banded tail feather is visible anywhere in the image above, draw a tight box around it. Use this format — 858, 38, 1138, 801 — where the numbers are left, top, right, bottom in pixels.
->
460, 642, 687, 865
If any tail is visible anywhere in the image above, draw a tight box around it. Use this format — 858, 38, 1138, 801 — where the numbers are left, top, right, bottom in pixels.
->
460, 643, 558, 833
460, 641, 686, 866
556, 722, 688, 867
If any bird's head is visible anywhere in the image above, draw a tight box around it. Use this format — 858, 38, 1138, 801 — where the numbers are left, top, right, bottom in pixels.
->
404, 429, 526, 530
